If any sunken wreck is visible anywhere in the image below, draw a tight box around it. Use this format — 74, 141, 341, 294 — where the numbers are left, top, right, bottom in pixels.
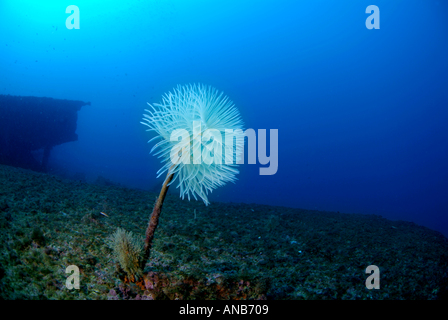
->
0, 94, 90, 172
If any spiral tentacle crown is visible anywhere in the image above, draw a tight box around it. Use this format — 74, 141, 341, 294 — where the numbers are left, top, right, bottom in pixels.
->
141, 84, 244, 205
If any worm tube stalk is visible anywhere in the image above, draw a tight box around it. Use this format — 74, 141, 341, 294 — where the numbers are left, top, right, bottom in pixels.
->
142, 167, 175, 267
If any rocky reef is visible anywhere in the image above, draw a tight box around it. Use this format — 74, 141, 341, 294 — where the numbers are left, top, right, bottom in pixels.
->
0, 94, 89, 171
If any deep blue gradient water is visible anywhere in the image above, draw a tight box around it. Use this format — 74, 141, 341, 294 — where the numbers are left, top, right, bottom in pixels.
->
1, 1, 447, 236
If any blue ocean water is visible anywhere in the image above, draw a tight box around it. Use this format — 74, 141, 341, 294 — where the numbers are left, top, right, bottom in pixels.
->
1, 0, 447, 236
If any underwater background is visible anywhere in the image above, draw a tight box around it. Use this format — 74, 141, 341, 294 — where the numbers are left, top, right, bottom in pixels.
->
3, 0, 446, 236
1, 0, 448, 300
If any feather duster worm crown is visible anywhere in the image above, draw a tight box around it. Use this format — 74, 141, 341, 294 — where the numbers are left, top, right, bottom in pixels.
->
141, 84, 244, 205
